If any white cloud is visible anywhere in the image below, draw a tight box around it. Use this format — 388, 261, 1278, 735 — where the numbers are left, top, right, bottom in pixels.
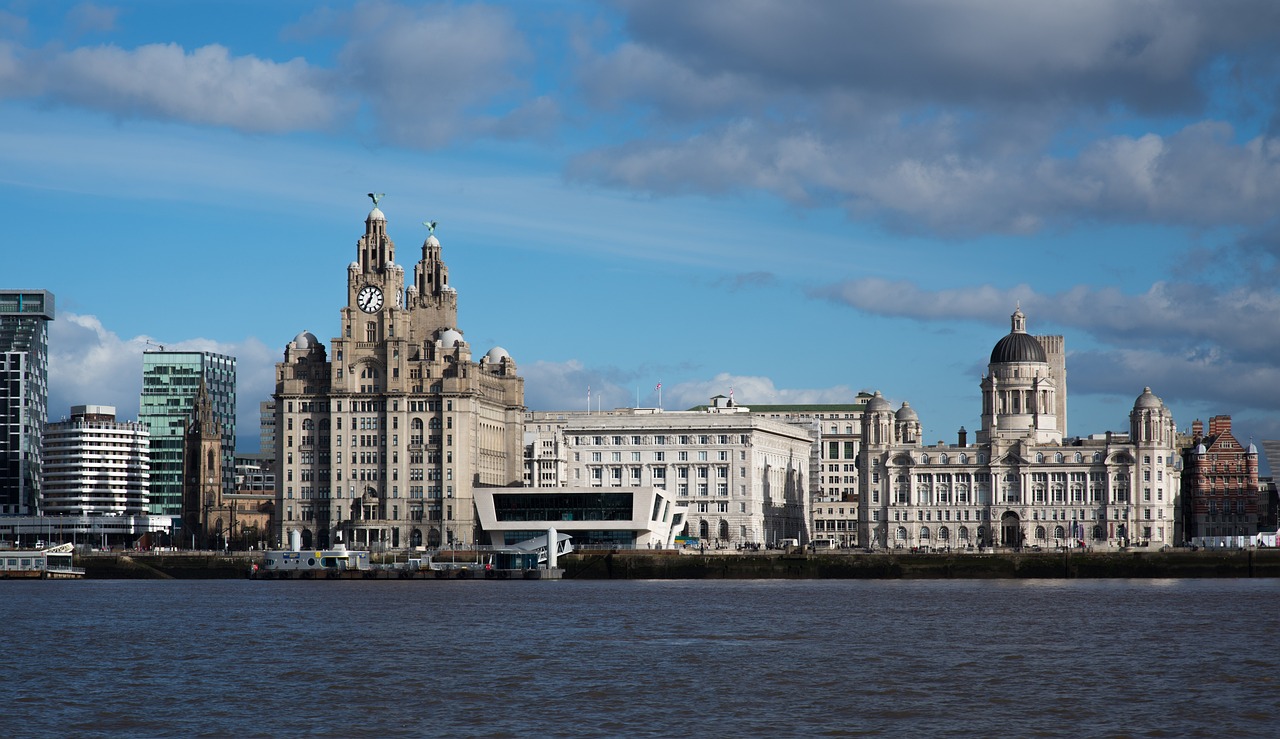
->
810, 277, 1280, 414
520, 360, 858, 413
334, 2, 540, 148
30, 43, 341, 132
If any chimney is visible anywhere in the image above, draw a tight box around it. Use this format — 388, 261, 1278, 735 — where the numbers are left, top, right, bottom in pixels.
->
957, 426, 967, 447
1192, 419, 1203, 442
1209, 415, 1231, 438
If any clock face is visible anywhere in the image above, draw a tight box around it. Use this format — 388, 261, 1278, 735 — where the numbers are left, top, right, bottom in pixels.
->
357, 285, 384, 313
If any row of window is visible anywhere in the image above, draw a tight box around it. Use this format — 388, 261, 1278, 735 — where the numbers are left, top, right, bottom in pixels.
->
572, 434, 750, 446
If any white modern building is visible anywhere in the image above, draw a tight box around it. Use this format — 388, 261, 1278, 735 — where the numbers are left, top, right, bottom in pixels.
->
475, 486, 687, 550
42, 405, 150, 515
524, 401, 817, 547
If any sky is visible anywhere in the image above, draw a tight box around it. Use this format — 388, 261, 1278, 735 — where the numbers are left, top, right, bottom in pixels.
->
4, 1, 1280, 460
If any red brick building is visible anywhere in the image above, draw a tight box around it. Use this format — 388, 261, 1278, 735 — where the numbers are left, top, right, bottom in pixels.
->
1182, 415, 1261, 540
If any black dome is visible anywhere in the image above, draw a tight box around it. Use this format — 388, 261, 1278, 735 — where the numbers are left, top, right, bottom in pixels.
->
990, 332, 1046, 364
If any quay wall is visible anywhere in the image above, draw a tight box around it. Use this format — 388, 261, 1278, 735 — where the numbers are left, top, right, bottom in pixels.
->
560, 549, 1280, 580
72, 549, 1280, 579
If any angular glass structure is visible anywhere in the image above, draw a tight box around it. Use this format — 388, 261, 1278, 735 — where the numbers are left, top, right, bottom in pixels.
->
139, 351, 236, 518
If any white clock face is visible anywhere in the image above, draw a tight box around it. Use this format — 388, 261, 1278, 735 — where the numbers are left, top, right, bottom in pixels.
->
357, 285, 383, 313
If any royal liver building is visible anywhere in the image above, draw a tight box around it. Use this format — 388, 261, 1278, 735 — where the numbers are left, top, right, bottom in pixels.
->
858, 307, 1181, 550
275, 197, 525, 550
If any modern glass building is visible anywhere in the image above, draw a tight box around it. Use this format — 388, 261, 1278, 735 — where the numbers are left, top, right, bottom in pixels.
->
0, 290, 54, 516
139, 351, 236, 519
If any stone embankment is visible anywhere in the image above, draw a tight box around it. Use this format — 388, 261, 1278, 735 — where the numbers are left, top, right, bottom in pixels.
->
560, 548, 1280, 579
74, 548, 1280, 579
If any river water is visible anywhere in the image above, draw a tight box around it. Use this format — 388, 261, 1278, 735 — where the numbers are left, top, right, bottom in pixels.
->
7, 578, 1279, 737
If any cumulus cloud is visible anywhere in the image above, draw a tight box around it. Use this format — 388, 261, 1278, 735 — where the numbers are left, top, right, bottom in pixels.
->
663, 373, 860, 410
520, 360, 857, 413
0, 42, 340, 132
333, 2, 542, 148
811, 277, 1280, 415
612, 0, 1278, 113
570, 1, 1280, 238
814, 278, 1280, 362
48, 313, 278, 451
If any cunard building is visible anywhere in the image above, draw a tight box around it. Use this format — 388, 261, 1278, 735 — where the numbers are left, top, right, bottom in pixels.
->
275, 197, 525, 551
858, 307, 1182, 551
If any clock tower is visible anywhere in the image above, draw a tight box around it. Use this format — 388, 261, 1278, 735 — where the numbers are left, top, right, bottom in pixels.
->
275, 195, 525, 552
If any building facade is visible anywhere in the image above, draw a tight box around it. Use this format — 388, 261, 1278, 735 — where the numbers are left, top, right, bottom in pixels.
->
0, 289, 54, 515
275, 199, 525, 551
42, 405, 150, 516
1182, 416, 1261, 540
858, 308, 1181, 551
524, 403, 817, 547
139, 350, 236, 518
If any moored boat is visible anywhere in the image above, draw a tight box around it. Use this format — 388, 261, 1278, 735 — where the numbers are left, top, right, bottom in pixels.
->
0, 543, 85, 579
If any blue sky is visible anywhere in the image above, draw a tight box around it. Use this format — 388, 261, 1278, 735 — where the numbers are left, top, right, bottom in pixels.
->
5, 1, 1280, 458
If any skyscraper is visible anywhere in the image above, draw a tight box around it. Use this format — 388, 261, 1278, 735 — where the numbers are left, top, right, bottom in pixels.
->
0, 289, 54, 516
139, 351, 236, 519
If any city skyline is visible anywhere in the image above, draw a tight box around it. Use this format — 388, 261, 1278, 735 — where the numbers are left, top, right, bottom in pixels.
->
4, 2, 1280, 453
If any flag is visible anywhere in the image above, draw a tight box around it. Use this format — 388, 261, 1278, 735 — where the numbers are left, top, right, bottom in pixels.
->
655, 382, 662, 391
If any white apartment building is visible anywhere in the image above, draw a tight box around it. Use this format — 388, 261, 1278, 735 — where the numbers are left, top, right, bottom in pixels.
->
42, 405, 150, 515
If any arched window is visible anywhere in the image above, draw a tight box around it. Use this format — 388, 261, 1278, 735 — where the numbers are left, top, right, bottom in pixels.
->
940, 454, 949, 464
1034, 525, 1046, 540
920, 454, 930, 464
920, 526, 931, 540
1055, 453, 1064, 463
959, 453, 969, 464
939, 526, 950, 542
1053, 525, 1065, 539
719, 520, 730, 540
1036, 453, 1045, 463
958, 526, 970, 541
699, 520, 710, 540
896, 527, 908, 542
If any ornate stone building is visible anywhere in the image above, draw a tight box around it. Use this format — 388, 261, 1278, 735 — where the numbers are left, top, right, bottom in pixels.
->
275, 198, 525, 551
858, 307, 1181, 550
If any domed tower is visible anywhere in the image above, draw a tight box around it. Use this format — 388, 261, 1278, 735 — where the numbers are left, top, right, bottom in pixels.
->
895, 402, 921, 444
978, 306, 1061, 445
1129, 387, 1175, 447
861, 391, 896, 446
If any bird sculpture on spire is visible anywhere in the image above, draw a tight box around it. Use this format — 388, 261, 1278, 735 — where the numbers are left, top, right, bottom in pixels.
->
424, 220, 437, 236
367, 192, 385, 208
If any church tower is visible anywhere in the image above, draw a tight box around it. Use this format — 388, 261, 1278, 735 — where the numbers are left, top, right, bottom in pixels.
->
183, 380, 224, 548
275, 196, 525, 552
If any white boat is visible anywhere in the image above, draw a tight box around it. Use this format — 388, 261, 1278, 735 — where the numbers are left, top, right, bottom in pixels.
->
259, 545, 370, 578
0, 543, 85, 579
